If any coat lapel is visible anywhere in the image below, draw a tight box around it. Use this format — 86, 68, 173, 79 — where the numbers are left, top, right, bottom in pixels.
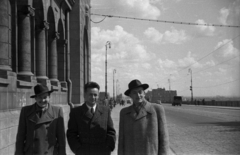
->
27, 103, 38, 124
91, 104, 103, 123
37, 104, 55, 124
27, 103, 55, 124
125, 105, 138, 120
82, 103, 93, 120
126, 101, 153, 121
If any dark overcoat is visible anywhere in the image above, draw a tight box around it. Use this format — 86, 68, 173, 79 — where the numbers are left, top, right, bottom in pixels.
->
15, 103, 66, 155
118, 101, 170, 155
67, 103, 116, 155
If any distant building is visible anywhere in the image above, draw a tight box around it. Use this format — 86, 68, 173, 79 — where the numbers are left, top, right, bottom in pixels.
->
99, 92, 110, 100
145, 88, 177, 103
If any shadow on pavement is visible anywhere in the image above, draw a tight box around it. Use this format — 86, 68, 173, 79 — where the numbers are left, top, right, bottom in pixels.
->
198, 121, 240, 132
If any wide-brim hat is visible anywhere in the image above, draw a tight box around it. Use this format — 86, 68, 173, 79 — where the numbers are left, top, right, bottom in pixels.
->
30, 84, 54, 98
124, 79, 149, 96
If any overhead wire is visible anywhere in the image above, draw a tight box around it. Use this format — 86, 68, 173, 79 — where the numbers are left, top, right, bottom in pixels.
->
176, 34, 240, 73
90, 13, 240, 92
169, 55, 240, 85
91, 13, 240, 28
90, 16, 107, 23
194, 78, 240, 88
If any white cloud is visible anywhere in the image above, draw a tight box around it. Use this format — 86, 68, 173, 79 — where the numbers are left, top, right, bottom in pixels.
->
177, 52, 203, 69
195, 19, 216, 36
163, 28, 189, 44
157, 51, 217, 75
218, 8, 229, 25
213, 39, 240, 65
150, 0, 161, 3
91, 25, 156, 78
158, 59, 177, 70
205, 60, 216, 67
218, 1, 240, 26
142, 63, 152, 69
116, 0, 161, 19
144, 27, 188, 44
144, 27, 163, 43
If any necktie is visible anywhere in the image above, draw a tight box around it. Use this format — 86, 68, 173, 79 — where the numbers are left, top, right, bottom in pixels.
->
37, 110, 43, 118
91, 108, 94, 115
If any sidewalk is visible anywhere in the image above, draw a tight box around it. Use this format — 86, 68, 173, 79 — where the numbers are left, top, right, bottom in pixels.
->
110, 104, 125, 155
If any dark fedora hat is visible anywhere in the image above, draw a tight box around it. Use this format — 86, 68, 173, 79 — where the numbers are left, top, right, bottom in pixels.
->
30, 84, 54, 98
124, 79, 149, 96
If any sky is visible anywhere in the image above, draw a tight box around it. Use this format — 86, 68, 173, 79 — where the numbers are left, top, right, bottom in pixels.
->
90, 0, 240, 98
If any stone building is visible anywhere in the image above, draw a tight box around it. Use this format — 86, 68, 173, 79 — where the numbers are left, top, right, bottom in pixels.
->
145, 88, 177, 103
0, 0, 91, 153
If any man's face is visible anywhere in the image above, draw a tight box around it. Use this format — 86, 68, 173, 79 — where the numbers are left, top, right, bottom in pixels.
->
84, 88, 99, 107
129, 87, 145, 105
35, 92, 50, 108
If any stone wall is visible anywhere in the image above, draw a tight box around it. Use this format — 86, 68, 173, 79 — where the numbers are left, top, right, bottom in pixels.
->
183, 100, 240, 107
0, 0, 91, 154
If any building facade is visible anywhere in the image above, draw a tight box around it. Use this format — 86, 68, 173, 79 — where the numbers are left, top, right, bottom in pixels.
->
145, 88, 177, 103
0, 0, 91, 153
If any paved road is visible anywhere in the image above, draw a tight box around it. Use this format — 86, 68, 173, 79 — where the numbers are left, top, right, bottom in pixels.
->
164, 103, 240, 155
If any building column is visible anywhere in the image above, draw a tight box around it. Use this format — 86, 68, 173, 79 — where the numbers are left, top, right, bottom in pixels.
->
36, 21, 49, 81
0, 0, 12, 71
66, 11, 73, 106
57, 39, 67, 81
48, 32, 59, 85
17, 5, 34, 77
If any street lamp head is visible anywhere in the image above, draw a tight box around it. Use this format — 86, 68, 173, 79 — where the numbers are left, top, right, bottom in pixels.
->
106, 41, 111, 48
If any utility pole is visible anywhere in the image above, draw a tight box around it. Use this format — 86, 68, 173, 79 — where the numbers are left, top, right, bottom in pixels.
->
168, 78, 171, 103
116, 79, 118, 102
105, 41, 111, 99
189, 68, 193, 104
113, 69, 116, 101
168, 78, 171, 91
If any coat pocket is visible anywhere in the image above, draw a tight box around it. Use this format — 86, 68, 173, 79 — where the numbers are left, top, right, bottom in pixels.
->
23, 143, 30, 152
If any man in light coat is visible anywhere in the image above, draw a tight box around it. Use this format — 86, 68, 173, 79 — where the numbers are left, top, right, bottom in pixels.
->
118, 79, 170, 155
15, 84, 66, 155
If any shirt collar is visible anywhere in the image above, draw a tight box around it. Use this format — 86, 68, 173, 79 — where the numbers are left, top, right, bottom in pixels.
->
36, 103, 49, 112
86, 103, 97, 112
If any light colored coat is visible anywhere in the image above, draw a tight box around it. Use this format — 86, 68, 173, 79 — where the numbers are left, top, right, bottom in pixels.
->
118, 101, 170, 155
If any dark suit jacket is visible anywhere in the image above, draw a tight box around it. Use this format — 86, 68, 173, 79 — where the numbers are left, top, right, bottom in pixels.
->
15, 103, 66, 155
67, 103, 116, 155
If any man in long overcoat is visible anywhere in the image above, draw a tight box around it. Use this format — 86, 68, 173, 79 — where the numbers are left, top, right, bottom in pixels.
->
67, 81, 116, 155
118, 79, 170, 155
15, 84, 66, 155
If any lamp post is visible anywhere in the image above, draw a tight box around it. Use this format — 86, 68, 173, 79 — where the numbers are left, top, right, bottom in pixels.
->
189, 68, 193, 104
168, 74, 172, 103
116, 79, 119, 102
105, 41, 111, 99
113, 69, 116, 101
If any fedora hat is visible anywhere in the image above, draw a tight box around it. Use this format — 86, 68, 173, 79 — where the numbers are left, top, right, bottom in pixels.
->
124, 79, 149, 96
30, 84, 54, 98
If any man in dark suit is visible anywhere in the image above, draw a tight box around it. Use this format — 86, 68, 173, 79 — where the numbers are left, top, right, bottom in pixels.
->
67, 81, 116, 155
15, 84, 66, 155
